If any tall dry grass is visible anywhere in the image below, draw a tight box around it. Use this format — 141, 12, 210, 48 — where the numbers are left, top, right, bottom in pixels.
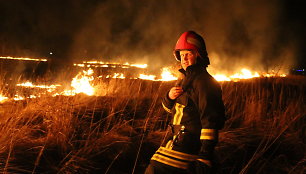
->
0, 77, 172, 173
218, 76, 306, 174
0, 75, 305, 173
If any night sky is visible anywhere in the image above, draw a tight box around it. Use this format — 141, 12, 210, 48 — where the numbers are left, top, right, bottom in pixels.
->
0, 0, 305, 73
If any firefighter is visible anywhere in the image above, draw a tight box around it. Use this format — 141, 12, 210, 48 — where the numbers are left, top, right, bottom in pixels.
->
145, 31, 226, 174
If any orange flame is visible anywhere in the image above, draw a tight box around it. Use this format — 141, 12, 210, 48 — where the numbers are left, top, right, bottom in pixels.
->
213, 74, 231, 82
213, 68, 260, 82
0, 94, 8, 103
137, 67, 177, 81
139, 74, 156, 81
230, 68, 260, 79
13, 95, 25, 101
64, 69, 95, 96
16, 82, 60, 91
0, 56, 47, 61
159, 67, 178, 81
0, 60, 289, 103
212, 68, 286, 82
74, 61, 148, 69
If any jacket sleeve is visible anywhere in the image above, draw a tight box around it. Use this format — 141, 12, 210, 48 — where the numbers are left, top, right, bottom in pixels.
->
194, 76, 226, 163
161, 91, 176, 113
197, 78, 226, 130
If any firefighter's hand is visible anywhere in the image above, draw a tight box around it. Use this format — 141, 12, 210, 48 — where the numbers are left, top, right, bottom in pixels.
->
168, 87, 183, 100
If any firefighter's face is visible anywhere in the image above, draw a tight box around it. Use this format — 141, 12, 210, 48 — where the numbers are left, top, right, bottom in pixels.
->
180, 50, 197, 70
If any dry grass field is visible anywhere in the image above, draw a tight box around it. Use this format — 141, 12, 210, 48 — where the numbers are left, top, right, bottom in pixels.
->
0, 75, 305, 174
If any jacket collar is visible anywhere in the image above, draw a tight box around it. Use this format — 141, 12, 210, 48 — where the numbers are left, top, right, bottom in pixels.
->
178, 63, 206, 76
177, 63, 207, 91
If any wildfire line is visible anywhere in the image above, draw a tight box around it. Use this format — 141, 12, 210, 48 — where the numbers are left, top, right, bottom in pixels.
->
0, 56, 47, 62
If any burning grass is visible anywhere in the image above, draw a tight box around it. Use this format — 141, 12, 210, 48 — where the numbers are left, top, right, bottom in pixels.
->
0, 76, 305, 173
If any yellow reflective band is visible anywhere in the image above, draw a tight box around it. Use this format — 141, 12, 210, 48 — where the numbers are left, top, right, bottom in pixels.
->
157, 147, 198, 161
151, 154, 189, 169
200, 135, 215, 140
201, 129, 216, 133
165, 140, 173, 149
200, 129, 218, 140
162, 102, 172, 113
173, 103, 185, 125
197, 158, 212, 167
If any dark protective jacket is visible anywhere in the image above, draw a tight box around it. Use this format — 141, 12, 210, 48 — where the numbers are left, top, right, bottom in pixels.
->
150, 63, 226, 171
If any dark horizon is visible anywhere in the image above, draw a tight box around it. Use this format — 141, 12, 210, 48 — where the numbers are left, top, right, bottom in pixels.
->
0, 0, 305, 73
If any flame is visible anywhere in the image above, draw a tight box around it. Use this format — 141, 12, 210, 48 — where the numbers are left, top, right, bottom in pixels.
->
127, 63, 147, 69
136, 67, 177, 81
16, 82, 61, 93
73, 63, 285, 82
139, 74, 156, 81
0, 59, 289, 103
0, 93, 38, 102
67, 69, 95, 96
112, 73, 125, 79
137, 67, 177, 81
0, 56, 47, 61
13, 95, 25, 101
105, 73, 126, 79
16, 82, 60, 89
213, 74, 231, 82
16, 81, 34, 87
74, 61, 147, 69
159, 67, 178, 81
230, 68, 260, 81
213, 68, 260, 82
212, 68, 286, 82
0, 94, 8, 103
262, 71, 287, 78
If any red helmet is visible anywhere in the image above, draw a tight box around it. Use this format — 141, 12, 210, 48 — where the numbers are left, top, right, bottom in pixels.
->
174, 31, 210, 66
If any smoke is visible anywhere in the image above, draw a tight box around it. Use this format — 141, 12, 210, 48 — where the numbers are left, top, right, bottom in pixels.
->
1, 0, 303, 74
199, 0, 297, 74
68, 0, 298, 74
